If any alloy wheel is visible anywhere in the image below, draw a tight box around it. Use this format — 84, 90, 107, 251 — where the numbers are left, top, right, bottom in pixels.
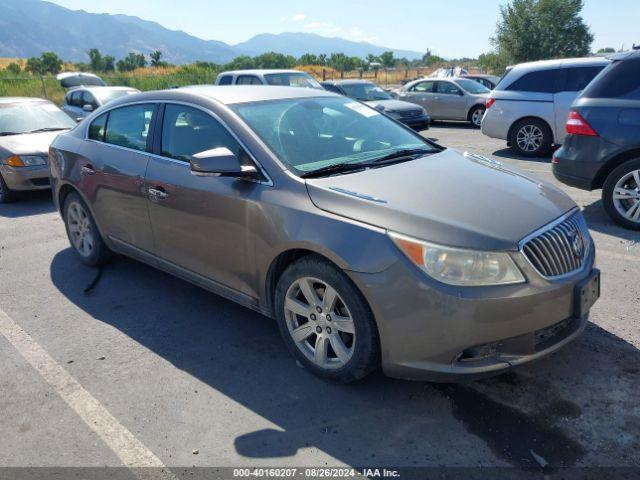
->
516, 125, 543, 153
612, 169, 640, 223
67, 201, 95, 257
283, 277, 356, 370
471, 108, 485, 127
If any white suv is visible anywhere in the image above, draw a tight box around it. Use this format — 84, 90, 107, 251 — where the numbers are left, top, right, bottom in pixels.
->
481, 57, 609, 157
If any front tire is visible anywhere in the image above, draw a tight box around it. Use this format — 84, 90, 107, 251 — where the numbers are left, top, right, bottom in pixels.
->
469, 105, 486, 128
509, 118, 553, 157
63, 192, 110, 266
602, 159, 640, 230
0, 174, 14, 203
274, 255, 380, 383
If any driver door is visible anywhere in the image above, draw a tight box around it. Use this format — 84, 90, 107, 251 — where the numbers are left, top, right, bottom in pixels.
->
400, 81, 435, 112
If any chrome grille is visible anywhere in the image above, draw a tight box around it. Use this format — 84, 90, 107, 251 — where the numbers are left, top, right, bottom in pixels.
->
521, 212, 591, 279
398, 110, 422, 118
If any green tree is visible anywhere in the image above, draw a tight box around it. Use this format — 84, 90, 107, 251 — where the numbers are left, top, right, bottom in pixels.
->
254, 52, 296, 69
223, 55, 256, 70
493, 0, 593, 64
150, 50, 168, 68
88, 48, 103, 71
379, 51, 396, 69
117, 52, 147, 72
5, 62, 21, 75
298, 53, 320, 65
318, 54, 328, 66
38, 52, 63, 75
596, 47, 616, 54
477, 50, 511, 75
329, 53, 356, 79
26, 57, 45, 75
103, 55, 116, 72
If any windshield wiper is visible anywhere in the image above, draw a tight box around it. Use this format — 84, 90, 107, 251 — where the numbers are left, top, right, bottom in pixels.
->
0, 131, 21, 137
370, 147, 436, 164
25, 127, 69, 134
300, 162, 370, 179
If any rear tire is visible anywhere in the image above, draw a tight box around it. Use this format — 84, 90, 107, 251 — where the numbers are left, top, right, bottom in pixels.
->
63, 192, 111, 266
274, 255, 380, 383
602, 159, 640, 230
0, 174, 15, 203
509, 118, 553, 157
469, 105, 486, 128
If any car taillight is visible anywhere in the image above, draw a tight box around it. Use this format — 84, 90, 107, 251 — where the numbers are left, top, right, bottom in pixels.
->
486, 98, 495, 109
566, 111, 598, 136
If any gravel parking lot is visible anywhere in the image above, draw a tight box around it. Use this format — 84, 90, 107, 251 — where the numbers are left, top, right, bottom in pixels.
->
0, 123, 638, 477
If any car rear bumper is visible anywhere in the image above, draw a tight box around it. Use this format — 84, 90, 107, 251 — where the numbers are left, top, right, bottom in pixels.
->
0, 164, 51, 191
349, 247, 596, 382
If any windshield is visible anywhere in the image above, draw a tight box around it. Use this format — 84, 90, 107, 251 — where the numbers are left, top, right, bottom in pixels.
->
0, 102, 75, 135
455, 79, 490, 94
95, 89, 138, 105
264, 73, 323, 89
341, 83, 392, 101
232, 96, 436, 174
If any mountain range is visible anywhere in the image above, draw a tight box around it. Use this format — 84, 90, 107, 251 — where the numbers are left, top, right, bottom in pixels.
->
0, 0, 423, 64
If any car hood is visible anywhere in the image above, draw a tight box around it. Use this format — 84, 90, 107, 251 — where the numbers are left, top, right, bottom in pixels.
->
305, 149, 576, 251
0, 130, 68, 157
363, 99, 423, 112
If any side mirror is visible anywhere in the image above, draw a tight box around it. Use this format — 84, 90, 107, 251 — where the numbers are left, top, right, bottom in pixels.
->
190, 147, 257, 177
82, 104, 94, 112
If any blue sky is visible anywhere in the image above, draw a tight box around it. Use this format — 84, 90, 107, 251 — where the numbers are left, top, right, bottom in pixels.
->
47, 0, 638, 58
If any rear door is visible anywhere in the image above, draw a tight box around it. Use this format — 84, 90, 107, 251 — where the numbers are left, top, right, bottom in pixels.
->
399, 81, 436, 112
554, 65, 606, 143
144, 103, 263, 298
84, 103, 157, 253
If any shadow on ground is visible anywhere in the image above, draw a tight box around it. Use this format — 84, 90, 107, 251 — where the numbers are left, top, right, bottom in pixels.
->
582, 199, 640, 243
492, 148, 552, 164
49, 249, 640, 470
0, 190, 55, 218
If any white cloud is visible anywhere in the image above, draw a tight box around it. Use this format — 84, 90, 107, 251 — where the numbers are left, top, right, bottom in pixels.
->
292, 13, 307, 22
305, 21, 342, 35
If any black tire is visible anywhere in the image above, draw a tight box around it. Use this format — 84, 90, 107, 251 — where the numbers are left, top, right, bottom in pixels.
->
0, 174, 15, 203
602, 158, 640, 230
63, 191, 110, 266
468, 105, 486, 128
274, 254, 380, 383
509, 118, 553, 157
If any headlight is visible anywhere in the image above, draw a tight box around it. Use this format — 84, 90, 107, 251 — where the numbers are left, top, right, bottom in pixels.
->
389, 232, 525, 286
6, 155, 47, 167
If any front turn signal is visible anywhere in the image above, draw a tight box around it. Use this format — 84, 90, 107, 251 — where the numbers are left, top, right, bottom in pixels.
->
6, 155, 25, 167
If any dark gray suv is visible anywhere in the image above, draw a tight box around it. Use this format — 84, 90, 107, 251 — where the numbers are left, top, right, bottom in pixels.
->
553, 49, 640, 230
49, 86, 600, 383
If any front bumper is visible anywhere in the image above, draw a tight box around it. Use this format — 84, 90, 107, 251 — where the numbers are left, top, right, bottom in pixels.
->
0, 164, 51, 191
349, 245, 596, 382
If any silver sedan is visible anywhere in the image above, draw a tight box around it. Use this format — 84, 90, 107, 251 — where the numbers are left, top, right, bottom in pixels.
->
393, 77, 489, 127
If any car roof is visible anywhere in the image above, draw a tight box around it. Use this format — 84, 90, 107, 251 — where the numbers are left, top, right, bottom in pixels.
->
168, 85, 336, 105
0, 97, 51, 105
218, 69, 309, 77
507, 57, 610, 72
68, 86, 139, 93
322, 80, 376, 86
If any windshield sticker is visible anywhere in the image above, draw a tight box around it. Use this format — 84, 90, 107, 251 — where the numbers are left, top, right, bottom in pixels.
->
345, 102, 379, 118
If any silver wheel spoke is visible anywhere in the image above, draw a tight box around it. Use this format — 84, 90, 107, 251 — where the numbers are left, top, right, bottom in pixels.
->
624, 200, 640, 220
68, 223, 80, 234
614, 187, 637, 200
298, 278, 319, 306
329, 334, 350, 364
322, 286, 338, 312
633, 170, 640, 187
332, 315, 355, 334
291, 323, 315, 343
314, 336, 328, 366
285, 297, 309, 318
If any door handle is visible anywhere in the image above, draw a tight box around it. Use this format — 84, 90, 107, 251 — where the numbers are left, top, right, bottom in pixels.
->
81, 165, 95, 175
148, 186, 169, 200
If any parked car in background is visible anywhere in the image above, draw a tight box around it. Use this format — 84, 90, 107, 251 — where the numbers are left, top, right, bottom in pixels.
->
215, 69, 324, 89
49, 86, 599, 383
0, 97, 76, 203
482, 57, 609, 157
62, 86, 140, 121
393, 78, 489, 127
321, 80, 430, 129
553, 49, 640, 230
461, 74, 502, 90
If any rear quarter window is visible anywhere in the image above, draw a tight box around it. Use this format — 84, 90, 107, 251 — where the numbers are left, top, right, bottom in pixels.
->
562, 66, 605, 92
582, 58, 640, 100
217, 75, 233, 85
504, 69, 560, 93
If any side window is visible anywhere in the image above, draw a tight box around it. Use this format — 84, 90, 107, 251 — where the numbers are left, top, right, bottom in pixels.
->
217, 75, 233, 86
105, 104, 154, 152
88, 113, 108, 141
82, 91, 99, 109
411, 81, 434, 92
70, 91, 83, 107
506, 69, 560, 93
322, 84, 343, 95
236, 75, 263, 85
583, 58, 640, 100
436, 81, 462, 95
563, 66, 605, 92
161, 104, 244, 163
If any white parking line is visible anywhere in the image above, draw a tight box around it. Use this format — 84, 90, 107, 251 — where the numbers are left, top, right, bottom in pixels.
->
0, 308, 175, 479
